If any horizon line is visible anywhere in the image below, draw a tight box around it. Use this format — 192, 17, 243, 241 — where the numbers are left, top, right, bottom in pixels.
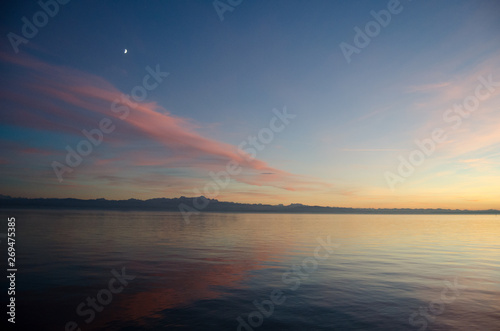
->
1, 195, 499, 213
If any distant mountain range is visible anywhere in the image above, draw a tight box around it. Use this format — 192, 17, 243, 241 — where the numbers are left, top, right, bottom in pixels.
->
0, 195, 499, 214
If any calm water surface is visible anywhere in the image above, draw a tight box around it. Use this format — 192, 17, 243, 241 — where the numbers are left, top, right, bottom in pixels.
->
3, 210, 500, 330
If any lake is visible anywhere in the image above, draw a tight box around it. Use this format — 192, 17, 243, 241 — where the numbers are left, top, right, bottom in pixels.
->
2, 210, 499, 330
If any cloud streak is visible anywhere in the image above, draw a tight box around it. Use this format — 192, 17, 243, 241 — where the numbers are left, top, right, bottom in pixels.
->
0, 52, 328, 193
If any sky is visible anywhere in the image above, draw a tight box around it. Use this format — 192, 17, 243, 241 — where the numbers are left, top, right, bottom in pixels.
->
0, 0, 499, 209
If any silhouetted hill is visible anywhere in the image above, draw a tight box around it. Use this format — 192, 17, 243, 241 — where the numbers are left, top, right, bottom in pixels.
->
0, 195, 498, 214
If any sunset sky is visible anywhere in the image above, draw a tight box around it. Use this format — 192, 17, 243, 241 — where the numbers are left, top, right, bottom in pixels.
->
1, 0, 499, 209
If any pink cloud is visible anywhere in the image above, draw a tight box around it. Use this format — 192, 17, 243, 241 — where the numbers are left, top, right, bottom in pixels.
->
0, 52, 328, 192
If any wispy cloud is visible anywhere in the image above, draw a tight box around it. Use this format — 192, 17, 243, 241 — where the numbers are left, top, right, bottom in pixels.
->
0, 52, 328, 193
340, 148, 405, 152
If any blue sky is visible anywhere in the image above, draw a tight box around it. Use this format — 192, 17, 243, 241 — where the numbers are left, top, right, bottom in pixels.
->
1, 0, 499, 209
